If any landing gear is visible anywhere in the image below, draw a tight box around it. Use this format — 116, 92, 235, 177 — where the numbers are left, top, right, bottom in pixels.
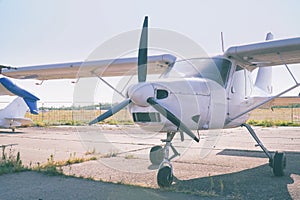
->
242, 124, 286, 176
152, 132, 181, 187
157, 166, 173, 187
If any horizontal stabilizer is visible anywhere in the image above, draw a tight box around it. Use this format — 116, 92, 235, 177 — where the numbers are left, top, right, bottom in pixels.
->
4, 117, 33, 126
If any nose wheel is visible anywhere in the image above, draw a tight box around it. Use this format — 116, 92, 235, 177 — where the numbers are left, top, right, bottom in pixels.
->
157, 165, 173, 187
150, 132, 181, 187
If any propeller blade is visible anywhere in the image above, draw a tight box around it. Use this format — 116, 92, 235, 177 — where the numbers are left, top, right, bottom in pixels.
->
147, 97, 199, 142
89, 99, 131, 125
138, 16, 148, 83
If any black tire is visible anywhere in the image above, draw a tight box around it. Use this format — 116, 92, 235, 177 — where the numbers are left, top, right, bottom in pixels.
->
273, 152, 286, 176
150, 145, 164, 165
157, 166, 173, 187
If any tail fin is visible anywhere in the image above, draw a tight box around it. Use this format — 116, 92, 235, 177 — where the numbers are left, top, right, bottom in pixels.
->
254, 32, 273, 95
0, 77, 39, 114
0, 97, 28, 118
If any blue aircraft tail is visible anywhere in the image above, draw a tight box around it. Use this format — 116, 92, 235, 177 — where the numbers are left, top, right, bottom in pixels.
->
0, 77, 39, 114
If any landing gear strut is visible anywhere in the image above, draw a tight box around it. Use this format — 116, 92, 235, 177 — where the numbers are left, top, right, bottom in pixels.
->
150, 132, 181, 187
242, 124, 286, 176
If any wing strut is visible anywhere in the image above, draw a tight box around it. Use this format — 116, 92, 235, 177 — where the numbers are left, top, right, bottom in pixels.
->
278, 52, 299, 85
228, 54, 300, 123
91, 71, 126, 99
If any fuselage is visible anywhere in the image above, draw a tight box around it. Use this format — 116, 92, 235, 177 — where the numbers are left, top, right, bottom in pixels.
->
126, 56, 262, 132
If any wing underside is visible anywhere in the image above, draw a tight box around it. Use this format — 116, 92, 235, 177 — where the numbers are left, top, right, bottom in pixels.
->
2, 54, 176, 80
225, 37, 300, 71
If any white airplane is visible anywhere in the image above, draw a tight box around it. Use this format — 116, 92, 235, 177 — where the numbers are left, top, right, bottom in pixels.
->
0, 97, 33, 132
3, 16, 300, 187
0, 75, 40, 131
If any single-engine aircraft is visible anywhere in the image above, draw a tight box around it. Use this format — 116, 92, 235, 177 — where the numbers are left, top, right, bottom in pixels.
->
3, 17, 300, 187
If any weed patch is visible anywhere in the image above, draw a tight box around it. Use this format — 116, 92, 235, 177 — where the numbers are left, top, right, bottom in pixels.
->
34, 153, 97, 175
0, 145, 27, 175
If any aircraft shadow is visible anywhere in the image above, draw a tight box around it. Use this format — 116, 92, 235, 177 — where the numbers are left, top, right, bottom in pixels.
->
172, 151, 300, 199
0, 130, 25, 134
217, 148, 274, 158
148, 164, 159, 170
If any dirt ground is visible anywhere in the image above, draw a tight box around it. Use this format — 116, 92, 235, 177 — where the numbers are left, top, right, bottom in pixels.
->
0, 125, 299, 199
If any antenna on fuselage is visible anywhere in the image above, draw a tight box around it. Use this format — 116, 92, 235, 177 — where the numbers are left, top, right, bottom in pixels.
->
220, 32, 225, 53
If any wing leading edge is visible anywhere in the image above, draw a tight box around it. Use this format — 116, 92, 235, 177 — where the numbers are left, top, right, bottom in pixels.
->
2, 54, 176, 80
225, 37, 300, 71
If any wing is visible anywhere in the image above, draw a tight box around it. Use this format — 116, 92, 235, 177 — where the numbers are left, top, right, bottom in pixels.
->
225, 37, 300, 71
2, 54, 176, 80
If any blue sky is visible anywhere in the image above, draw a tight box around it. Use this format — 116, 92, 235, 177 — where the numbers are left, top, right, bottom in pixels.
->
0, 0, 299, 106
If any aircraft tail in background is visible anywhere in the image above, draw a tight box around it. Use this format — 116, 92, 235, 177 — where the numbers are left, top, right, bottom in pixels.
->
0, 97, 33, 131
254, 32, 274, 95
0, 77, 39, 114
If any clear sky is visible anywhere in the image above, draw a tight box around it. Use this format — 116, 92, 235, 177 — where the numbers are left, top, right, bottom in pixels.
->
0, 0, 299, 107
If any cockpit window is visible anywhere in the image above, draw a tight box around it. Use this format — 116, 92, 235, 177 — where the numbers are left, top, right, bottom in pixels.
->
162, 58, 231, 87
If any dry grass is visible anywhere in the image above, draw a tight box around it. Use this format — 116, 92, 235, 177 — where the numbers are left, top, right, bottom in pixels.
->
249, 107, 300, 122
24, 107, 300, 127
26, 109, 133, 126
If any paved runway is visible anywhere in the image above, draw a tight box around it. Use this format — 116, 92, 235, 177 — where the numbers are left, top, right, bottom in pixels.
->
0, 125, 299, 199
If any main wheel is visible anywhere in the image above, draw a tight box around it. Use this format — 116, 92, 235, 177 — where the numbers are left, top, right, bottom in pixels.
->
272, 151, 286, 176
150, 145, 164, 165
157, 166, 173, 187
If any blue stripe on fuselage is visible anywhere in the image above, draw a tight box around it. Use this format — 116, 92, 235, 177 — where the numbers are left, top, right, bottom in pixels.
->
0, 77, 39, 114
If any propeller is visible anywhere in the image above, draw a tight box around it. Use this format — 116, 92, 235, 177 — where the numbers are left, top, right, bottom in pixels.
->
147, 97, 199, 142
89, 16, 199, 143
138, 16, 148, 83
88, 98, 131, 125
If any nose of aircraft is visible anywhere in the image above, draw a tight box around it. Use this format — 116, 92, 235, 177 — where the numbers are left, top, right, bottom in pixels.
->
127, 82, 155, 107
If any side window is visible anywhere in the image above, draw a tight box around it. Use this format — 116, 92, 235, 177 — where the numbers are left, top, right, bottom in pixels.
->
231, 65, 252, 98
231, 65, 244, 94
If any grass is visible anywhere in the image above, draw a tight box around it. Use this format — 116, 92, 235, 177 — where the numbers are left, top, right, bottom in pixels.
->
124, 154, 138, 159
85, 148, 96, 156
0, 146, 98, 178
101, 151, 118, 158
26, 109, 134, 127
247, 119, 300, 127
0, 146, 27, 175
23, 107, 300, 127
0, 148, 235, 198
34, 153, 97, 175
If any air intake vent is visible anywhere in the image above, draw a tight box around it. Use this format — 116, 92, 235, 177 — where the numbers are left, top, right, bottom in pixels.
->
132, 112, 161, 122
156, 89, 168, 99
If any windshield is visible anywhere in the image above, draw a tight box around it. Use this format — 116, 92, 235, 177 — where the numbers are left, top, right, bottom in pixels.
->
162, 58, 231, 87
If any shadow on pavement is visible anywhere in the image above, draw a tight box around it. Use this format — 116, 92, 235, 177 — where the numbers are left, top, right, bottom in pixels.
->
173, 151, 300, 199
